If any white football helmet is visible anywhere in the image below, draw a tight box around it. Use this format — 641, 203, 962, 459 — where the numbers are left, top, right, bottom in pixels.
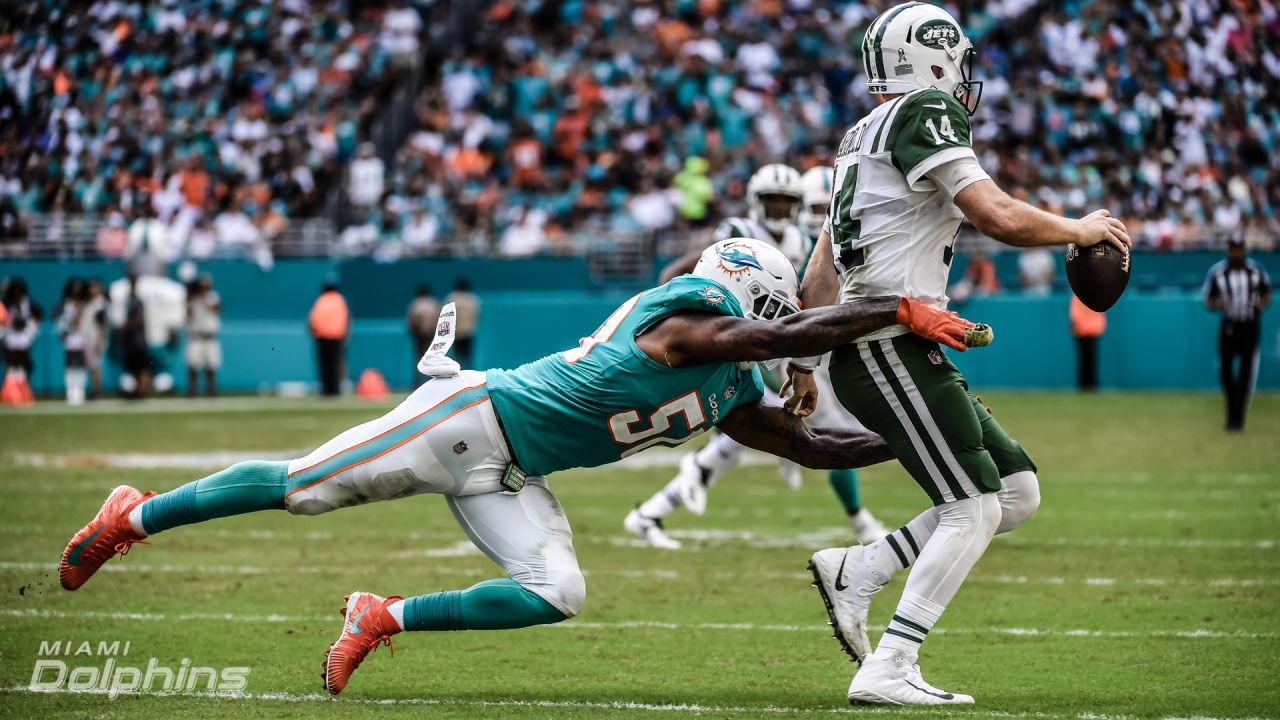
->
693, 237, 800, 323
862, 2, 982, 114
799, 166, 834, 237
746, 164, 803, 237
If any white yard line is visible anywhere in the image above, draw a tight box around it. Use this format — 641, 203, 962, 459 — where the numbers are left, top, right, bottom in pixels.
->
3, 560, 1277, 589
2, 608, 1275, 640
0, 686, 1275, 720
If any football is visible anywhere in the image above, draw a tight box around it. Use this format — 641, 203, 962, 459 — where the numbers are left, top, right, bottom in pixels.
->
1065, 243, 1131, 312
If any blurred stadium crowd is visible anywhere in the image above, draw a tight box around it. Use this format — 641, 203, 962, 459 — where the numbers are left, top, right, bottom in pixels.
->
1, 0, 1277, 260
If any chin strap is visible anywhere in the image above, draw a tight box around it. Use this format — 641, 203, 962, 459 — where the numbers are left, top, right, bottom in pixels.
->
417, 302, 461, 378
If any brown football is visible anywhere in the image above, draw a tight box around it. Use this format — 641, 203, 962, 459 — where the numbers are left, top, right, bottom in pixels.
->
1065, 243, 1130, 312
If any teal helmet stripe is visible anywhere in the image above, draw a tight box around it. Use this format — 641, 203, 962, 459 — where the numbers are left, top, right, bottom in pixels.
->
871, 2, 922, 84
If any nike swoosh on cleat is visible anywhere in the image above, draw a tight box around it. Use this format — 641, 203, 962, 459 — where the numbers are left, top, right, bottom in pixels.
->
923, 102, 947, 110
834, 551, 850, 591
349, 605, 370, 634
67, 527, 104, 567
905, 679, 954, 700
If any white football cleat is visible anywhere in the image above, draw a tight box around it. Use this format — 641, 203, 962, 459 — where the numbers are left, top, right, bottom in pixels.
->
777, 458, 803, 490
624, 508, 681, 550
674, 453, 714, 516
847, 651, 974, 705
851, 509, 889, 544
807, 546, 890, 663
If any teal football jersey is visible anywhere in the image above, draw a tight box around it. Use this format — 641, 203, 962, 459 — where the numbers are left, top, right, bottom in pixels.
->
487, 276, 765, 476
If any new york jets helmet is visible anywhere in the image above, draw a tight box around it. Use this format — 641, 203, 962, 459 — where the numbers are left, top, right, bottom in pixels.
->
693, 237, 800, 323
746, 164, 803, 237
799, 166, 834, 237
862, 2, 983, 115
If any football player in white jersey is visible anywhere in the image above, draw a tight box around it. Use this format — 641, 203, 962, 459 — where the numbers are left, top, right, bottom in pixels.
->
793, 2, 1131, 706
627, 164, 886, 548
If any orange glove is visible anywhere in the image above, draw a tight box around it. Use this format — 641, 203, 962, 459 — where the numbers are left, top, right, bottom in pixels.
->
896, 297, 980, 352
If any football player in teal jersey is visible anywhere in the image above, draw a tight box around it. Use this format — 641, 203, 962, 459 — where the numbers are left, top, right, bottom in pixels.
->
57, 238, 984, 696
631, 164, 890, 549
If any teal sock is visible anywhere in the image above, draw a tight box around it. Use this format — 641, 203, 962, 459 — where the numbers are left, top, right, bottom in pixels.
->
140, 461, 289, 535
402, 579, 567, 631
829, 468, 861, 515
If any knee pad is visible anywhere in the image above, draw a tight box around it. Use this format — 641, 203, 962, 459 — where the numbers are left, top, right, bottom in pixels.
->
520, 567, 586, 619
996, 471, 1040, 534
938, 492, 1002, 539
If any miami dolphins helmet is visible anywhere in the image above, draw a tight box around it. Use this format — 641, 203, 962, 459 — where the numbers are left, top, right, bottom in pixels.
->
693, 238, 799, 323
746, 163, 804, 237
861, 2, 983, 114
799, 166, 834, 237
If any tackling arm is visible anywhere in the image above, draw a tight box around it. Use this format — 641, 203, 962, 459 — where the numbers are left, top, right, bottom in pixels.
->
717, 401, 894, 469
637, 296, 977, 369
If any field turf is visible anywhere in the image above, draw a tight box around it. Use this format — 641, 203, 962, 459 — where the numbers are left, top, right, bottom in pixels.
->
0, 392, 1277, 719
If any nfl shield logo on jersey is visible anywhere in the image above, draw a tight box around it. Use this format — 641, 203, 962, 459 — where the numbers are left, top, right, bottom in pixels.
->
928, 350, 945, 365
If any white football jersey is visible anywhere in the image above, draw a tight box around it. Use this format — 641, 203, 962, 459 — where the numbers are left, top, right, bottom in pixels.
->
824, 87, 979, 340
712, 216, 813, 277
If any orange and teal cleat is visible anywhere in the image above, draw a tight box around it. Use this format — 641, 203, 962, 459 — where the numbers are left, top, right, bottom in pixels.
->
59, 485, 154, 591
323, 591, 403, 695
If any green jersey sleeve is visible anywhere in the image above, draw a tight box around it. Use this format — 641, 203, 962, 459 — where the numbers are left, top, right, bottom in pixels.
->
888, 90, 977, 191
712, 219, 749, 243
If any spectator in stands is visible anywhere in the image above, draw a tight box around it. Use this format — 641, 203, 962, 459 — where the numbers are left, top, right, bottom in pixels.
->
80, 278, 107, 401
309, 278, 350, 397
349, 144, 387, 211
186, 274, 222, 398
406, 285, 441, 388
674, 157, 714, 227
401, 207, 440, 254
1019, 249, 1057, 296
56, 278, 89, 405
445, 278, 478, 369
1070, 295, 1106, 392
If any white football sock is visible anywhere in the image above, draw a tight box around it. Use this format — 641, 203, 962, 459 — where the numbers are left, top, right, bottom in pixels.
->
127, 505, 148, 537
694, 432, 742, 478
874, 493, 1000, 660
386, 599, 406, 631
636, 483, 680, 519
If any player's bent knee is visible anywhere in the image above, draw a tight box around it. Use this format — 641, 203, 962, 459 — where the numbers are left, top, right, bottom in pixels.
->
996, 470, 1040, 534
525, 568, 586, 620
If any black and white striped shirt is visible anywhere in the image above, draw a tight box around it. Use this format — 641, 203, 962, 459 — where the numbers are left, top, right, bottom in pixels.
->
1204, 259, 1272, 324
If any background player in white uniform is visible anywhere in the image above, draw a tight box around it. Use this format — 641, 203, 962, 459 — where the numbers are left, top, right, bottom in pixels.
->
628, 164, 886, 548
793, 3, 1132, 705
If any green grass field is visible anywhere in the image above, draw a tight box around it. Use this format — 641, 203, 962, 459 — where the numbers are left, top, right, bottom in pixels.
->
0, 393, 1277, 719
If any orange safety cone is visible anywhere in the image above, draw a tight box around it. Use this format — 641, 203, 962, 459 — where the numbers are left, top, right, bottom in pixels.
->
354, 368, 390, 402
1, 369, 34, 407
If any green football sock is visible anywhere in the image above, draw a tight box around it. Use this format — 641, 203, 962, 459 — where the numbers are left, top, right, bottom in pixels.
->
140, 461, 289, 535
401, 579, 567, 631
829, 468, 862, 515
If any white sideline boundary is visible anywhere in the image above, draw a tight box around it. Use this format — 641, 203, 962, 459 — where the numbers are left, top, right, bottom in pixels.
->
2, 608, 1276, 640
1, 686, 1275, 720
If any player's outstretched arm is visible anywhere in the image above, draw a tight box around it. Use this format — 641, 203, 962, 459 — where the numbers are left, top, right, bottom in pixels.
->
717, 401, 894, 470
953, 178, 1130, 252
638, 297, 978, 369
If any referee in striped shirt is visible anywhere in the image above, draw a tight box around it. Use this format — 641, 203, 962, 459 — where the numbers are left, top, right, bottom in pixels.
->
1204, 238, 1272, 431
